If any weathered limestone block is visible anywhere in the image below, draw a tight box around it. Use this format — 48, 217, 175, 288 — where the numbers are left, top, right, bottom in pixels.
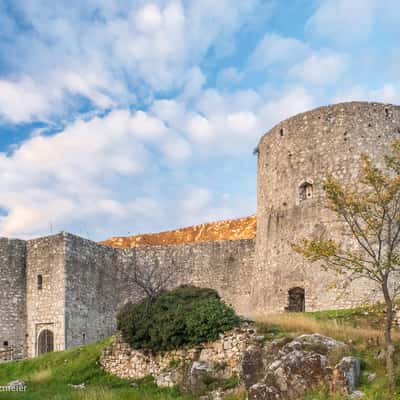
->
241, 344, 265, 389
331, 356, 361, 394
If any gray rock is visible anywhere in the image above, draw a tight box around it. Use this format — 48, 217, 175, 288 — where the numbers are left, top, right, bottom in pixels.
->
350, 390, 365, 398
247, 334, 354, 400
282, 333, 347, 355
210, 389, 223, 400
182, 361, 212, 392
248, 383, 280, 400
264, 350, 329, 398
241, 345, 265, 389
367, 372, 376, 383
68, 383, 86, 390
239, 316, 255, 325
331, 356, 361, 394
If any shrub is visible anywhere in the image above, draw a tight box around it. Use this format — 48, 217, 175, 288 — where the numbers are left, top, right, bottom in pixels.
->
117, 286, 240, 352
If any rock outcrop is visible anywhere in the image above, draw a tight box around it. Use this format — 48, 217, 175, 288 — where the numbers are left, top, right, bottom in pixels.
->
247, 334, 351, 400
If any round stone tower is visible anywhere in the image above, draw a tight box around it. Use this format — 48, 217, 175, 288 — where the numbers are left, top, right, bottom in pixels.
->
252, 101, 400, 313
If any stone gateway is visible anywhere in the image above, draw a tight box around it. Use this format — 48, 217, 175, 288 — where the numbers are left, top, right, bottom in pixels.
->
0, 102, 398, 359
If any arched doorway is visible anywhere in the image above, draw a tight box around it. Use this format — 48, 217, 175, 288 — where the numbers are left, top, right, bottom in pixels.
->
287, 287, 305, 312
38, 330, 54, 355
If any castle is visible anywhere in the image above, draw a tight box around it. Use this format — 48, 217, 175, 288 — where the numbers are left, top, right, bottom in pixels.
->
1, 101, 398, 360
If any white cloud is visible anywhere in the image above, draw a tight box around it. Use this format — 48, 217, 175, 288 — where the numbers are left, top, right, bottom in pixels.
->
226, 112, 257, 137
186, 114, 214, 143
307, 0, 379, 43
289, 52, 347, 85
248, 33, 309, 70
259, 87, 315, 128
150, 99, 187, 128
134, 3, 163, 32
0, 1, 264, 123
0, 108, 192, 237
217, 67, 243, 87
182, 187, 212, 215
161, 135, 192, 162
247, 32, 347, 88
335, 83, 400, 104
181, 67, 206, 100
0, 77, 53, 123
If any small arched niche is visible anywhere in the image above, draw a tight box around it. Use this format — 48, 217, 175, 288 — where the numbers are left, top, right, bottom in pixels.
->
287, 287, 305, 312
299, 181, 313, 201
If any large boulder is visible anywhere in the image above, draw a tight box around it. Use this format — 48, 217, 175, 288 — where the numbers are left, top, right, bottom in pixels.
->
249, 350, 329, 400
248, 334, 358, 400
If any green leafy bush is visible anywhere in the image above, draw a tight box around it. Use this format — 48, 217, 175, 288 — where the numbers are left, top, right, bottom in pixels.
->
117, 286, 240, 352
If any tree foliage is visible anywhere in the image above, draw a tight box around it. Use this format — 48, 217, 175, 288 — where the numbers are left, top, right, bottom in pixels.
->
117, 286, 240, 352
293, 140, 400, 390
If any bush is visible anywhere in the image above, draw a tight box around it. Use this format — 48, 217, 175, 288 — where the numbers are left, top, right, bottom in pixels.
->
117, 286, 240, 352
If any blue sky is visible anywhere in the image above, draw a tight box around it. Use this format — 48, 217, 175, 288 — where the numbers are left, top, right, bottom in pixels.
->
0, 0, 400, 240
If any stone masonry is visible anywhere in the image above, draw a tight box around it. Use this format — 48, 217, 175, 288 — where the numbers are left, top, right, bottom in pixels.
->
100, 327, 257, 387
0, 238, 26, 360
252, 102, 399, 313
0, 101, 398, 359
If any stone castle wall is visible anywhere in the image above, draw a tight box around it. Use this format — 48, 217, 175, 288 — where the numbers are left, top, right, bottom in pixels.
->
132, 238, 255, 314
0, 238, 26, 360
62, 234, 255, 350
253, 102, 400, 313
25, 234, 66, 357
64, 233, 135, 349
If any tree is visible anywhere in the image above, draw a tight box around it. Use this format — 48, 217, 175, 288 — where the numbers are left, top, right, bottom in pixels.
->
131, 258, 176, 301
292, 140, 400, 390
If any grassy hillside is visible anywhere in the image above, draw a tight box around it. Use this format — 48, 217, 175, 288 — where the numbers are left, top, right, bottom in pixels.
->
0, 308, 399, 399
0, 338, 189, 400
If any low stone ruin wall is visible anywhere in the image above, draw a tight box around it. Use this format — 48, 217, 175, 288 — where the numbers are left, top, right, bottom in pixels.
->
100, 328, 363, 399
100, 327, 257, 387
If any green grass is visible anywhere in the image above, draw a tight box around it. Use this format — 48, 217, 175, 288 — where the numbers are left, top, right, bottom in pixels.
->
0, 338, 189, 400
306, 304, 387, 330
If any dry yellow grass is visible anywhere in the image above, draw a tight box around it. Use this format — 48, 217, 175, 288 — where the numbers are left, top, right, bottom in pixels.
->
252, 313, 399, 343
27, 368, 52, 383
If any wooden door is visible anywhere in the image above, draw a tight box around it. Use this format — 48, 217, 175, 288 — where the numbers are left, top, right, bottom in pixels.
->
38, 330, 54, 355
